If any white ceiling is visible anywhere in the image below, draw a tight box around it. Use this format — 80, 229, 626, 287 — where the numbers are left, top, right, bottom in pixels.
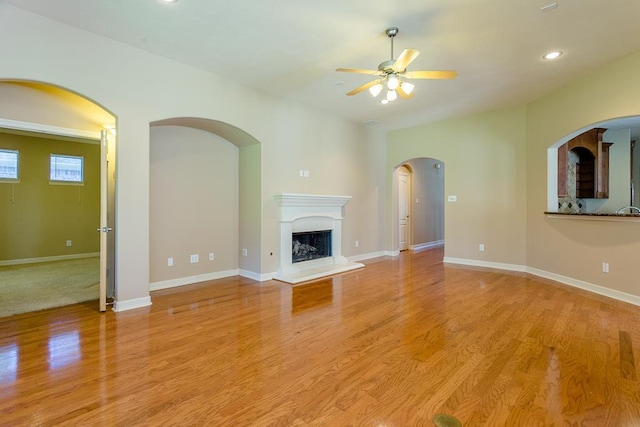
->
4, 0, 640, 130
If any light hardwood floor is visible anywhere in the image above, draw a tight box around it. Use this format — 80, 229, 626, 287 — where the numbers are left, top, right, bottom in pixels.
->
1, 248, 639, 426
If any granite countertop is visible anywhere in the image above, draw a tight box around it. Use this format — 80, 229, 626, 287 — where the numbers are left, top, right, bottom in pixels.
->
545, 211, 640, 218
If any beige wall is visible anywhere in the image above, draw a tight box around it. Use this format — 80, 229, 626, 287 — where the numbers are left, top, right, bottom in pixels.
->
0, 4, 387, 306
527, 50, 640, 297
388, 107, 528, 265
149, 125, 239, 284
0, 131, 100, 261
258, 100, 387, 274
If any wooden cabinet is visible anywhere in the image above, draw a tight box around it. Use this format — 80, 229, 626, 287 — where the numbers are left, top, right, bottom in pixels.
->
557, 128, 611, 199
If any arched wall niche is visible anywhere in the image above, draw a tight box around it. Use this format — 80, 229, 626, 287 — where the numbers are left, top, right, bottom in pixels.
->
148, 116, 262, 288
151, 117, 260, 148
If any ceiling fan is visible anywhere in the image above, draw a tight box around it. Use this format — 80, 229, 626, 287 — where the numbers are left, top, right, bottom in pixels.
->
336, 27, 457, 103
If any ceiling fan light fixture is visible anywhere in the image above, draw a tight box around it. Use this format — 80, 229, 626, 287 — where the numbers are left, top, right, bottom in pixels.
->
387, 74, 400, 90
336, 27, 457, 102
401, 81, 415, 95
369, 83, 383, 97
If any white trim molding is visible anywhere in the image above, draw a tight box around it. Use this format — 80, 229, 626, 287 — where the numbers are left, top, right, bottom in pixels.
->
239, 269, 273, 282
0, 118, 101, 140
0, 252, 100, 266
411, 240, 444, 252
526, 267, 640, 307
443, 257, 527, 272
112, 296, 152, 312
443, 256, 640, 307
348, 251, 388, 263
150, 269, 239, 291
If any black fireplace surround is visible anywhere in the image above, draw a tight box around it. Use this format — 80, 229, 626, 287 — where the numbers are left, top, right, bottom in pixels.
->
292, 230, 332, 263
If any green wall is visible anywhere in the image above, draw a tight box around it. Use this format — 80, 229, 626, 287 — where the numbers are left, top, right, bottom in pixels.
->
0, 131, 100, 262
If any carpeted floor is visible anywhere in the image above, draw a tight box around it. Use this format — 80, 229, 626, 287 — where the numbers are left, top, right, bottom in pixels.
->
0, 257, 99, 317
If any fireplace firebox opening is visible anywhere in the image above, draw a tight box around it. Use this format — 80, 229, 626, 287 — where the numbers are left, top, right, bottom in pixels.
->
292, 230, 332, 263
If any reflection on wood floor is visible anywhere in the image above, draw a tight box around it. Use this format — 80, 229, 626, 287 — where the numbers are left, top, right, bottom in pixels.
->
1, 248, 639, 425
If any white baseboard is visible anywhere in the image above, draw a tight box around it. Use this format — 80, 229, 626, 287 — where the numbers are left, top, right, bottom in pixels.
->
348, 251, 388, 262
443, 256, 640, 307
150, 269, 240, 291
112, 296, 152, 312
443, 257, 527, 272
411, 240, 444, 252
526, 267, 640, 307
239, 269, 274, 282
0, 252, 100, 266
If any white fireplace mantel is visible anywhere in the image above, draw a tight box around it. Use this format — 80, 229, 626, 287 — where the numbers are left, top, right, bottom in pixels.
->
273, 193, 364, 284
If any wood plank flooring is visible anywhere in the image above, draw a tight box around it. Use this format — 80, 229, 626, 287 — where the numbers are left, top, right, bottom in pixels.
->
1, 248, 640, 426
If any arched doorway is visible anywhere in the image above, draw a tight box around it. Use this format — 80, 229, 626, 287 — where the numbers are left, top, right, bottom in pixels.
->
0, 80, 116, 316
392, 157, 445, 254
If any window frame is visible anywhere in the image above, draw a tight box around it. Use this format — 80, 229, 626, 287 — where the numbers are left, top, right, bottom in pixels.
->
0, 149, 19, 182
49, 153, 85, 185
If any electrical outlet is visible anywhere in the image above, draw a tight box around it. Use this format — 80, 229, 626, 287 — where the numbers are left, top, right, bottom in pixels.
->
190, 254, 199, 263
168, 257, 173, 267
304, 170, 310, 177
355, 240, 359, 248
479, 244, 485, 252
447, 195, 457, 202
209, 252, 214, 261
66, 240, 72, 247
602, 262, 609, 273
242, 248, 248, 257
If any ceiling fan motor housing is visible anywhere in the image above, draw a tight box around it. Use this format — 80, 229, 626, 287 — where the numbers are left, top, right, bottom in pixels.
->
378, 59, 397, 74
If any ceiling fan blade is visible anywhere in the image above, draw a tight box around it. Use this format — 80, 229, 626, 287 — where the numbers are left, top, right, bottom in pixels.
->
392, 49, 420, 72
397, 86, 414, 100
346, 80, 380, 96
403, 70, 458, 79
336, 67, 380, 75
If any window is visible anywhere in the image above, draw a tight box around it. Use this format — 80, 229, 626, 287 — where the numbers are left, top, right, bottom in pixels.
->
50, 154, 84, 183
0, 149, 19, 180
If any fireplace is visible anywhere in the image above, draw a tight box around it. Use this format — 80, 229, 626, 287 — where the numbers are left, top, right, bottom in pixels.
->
274, 193, 364, 284
292, 230, 332, 263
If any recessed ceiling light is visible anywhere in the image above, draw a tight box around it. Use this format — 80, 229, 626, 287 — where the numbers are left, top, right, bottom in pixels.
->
161, 0, 177, 3
543, 51, 563, 60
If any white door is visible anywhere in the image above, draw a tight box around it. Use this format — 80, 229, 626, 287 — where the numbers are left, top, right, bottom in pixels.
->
398, 167, 411, 251
98, 130, 109, 311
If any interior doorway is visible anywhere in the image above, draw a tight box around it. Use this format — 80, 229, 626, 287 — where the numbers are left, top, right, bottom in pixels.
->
392, 158, 445, 254
0, 80, 116, 316
398, 165, 411, 251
